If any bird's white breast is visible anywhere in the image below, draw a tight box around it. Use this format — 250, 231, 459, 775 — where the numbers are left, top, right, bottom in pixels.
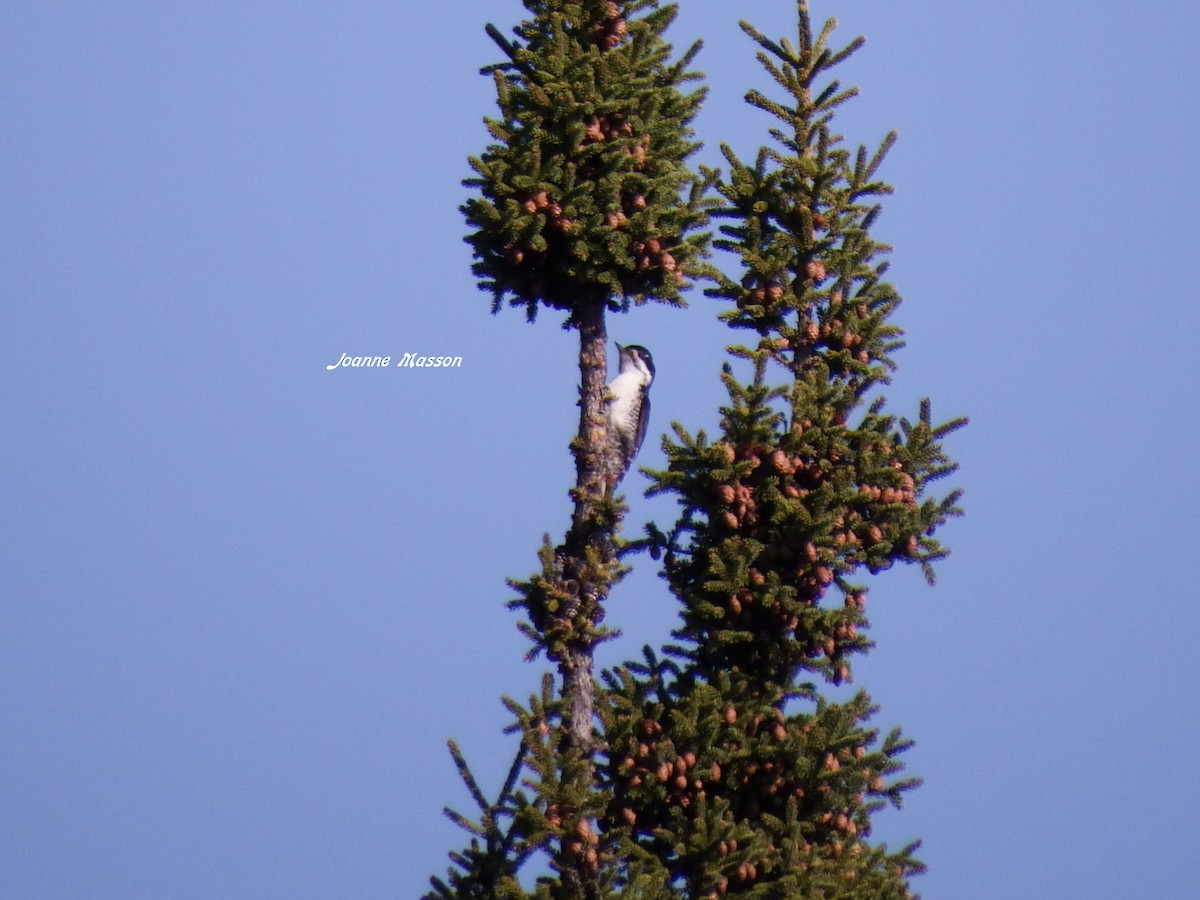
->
607, 371, 644, 426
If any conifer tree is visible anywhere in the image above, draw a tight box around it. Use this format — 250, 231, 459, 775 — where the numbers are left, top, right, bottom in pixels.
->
430, 2, 965, 898
428, 2, 708, 897
597, 5, 965, 896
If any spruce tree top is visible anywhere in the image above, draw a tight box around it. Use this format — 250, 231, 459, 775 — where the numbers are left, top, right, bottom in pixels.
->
462, 0, 710, 323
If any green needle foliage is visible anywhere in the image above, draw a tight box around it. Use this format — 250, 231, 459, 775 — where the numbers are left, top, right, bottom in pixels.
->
462, 0, 710, 321
599, 7, 965, 897
432, 2, 965, 898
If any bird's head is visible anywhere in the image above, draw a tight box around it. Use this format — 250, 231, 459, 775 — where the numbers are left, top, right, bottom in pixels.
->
616, 342, 655, 386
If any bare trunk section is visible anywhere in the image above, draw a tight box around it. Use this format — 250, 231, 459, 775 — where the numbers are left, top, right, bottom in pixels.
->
560, 297, 608, 754
552, 297, 609, 900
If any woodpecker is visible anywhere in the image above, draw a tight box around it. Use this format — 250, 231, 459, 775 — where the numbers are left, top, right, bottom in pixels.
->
605, 342, 655, 485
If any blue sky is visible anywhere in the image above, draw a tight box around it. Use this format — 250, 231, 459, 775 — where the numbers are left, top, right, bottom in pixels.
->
4, 1, 1199, 897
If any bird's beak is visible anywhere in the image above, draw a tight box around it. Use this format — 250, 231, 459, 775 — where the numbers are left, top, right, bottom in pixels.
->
614, 341, 624, 352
